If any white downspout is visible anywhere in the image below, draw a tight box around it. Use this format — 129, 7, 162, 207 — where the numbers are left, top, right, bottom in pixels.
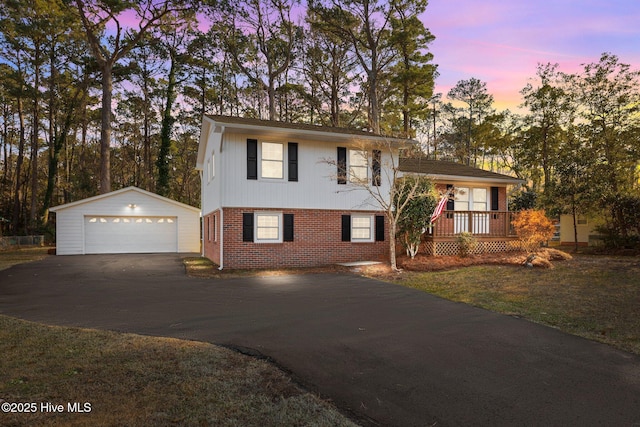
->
199, 170, 204, 257
218, 208, 224, 270
218, 125, 225, 270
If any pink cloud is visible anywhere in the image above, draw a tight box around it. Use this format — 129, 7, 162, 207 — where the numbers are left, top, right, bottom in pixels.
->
423, 0, 640, 111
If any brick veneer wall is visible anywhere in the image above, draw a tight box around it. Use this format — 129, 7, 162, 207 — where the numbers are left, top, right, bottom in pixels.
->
202, 210, 221, 265
206, 207, 388, 269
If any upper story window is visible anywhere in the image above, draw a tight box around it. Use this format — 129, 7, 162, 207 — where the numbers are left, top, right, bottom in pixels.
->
247, 139, 297, 182
207, 151, 215, 183
338, 147, 380, 185
261, 142, 284, 179
349, 149, 368, 183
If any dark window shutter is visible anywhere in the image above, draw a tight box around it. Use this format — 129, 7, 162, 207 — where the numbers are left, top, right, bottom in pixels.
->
372, 150, 381, 186
242, 213, 254, 242
337, 147, 347, 184
375, 215, 385, 241
283, 214, 294, 242
288, 143, 298, 182
491, 187, 499, 211
247, 139, 258, 180
341, 214, 351, 241
446, 184, 455, 210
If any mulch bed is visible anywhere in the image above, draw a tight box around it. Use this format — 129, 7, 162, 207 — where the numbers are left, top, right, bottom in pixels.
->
395, 248, 573, 272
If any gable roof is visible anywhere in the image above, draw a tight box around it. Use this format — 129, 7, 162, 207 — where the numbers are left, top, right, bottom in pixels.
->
197, 115, 416, 170
49, 186, 200, 213
204, 115, 413, 144
399, 158, 524, 185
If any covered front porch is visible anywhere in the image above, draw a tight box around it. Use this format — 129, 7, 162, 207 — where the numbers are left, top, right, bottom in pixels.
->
424, 210, 520, 256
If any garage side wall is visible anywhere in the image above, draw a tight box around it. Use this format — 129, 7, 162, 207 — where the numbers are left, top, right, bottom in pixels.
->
55, 210, 84, 255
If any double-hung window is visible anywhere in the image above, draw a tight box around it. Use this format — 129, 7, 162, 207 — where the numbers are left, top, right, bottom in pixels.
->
255, 213, 282, 242
261, 142, 284, 179
342, 214, 384, 242
351, 215, 374, 242
243, 212, 294, 243
349, 149, 368, 183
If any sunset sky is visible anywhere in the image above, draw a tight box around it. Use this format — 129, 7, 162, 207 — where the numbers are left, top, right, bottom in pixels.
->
424, 0, 640, 111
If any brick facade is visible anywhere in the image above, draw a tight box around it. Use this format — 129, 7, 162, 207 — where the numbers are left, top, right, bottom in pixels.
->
203, 210, 221, 265
203, 207, 388, 269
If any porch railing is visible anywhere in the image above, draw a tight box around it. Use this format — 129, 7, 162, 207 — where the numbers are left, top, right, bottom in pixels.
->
428, 211, 518, 238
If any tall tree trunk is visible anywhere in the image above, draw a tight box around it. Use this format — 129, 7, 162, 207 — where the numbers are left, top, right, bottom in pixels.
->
156, 52, 177, 196
29, 45, 41, 230
43, 45, 56, 226
368, 70, 380, 134
12, 97, 26, 233
100, 63, 113, 194
267, 79, 276, 121
2, 103, 9, 189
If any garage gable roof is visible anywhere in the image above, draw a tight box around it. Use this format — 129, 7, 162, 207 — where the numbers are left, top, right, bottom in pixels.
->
49, 187, 200, 213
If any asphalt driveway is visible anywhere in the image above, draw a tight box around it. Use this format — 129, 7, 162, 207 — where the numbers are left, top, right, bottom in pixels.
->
1, 254, 640, 426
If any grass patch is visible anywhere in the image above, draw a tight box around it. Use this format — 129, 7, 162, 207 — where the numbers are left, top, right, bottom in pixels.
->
392, 255, 640, 355
0, 315, 358, 427
0, 247, 50, 271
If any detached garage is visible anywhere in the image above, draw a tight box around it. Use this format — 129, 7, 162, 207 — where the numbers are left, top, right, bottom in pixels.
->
50, 187, 200, 255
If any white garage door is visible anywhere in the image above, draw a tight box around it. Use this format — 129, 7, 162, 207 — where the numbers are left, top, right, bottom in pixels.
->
84, 216, 178, 254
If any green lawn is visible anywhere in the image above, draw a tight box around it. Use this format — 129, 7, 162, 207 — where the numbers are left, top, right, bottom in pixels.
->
392, 255, 640, 355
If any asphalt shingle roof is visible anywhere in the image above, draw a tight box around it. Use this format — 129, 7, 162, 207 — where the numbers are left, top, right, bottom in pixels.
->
205, 115, 411, 143
399, 158, 523, 183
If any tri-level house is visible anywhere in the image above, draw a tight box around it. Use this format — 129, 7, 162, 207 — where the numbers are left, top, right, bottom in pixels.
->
399, 158, 525, 256
196, 115, 410, 269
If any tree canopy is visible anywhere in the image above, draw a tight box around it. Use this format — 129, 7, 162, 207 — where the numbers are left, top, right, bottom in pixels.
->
0, 0, 638, 253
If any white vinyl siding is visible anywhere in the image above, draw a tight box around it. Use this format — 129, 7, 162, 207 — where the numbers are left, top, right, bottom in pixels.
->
261, 142, 284, 179
212, 132, 395, 211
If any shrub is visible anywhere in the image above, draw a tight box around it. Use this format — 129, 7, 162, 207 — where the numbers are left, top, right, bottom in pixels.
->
457, 232, 477, 257
394, 176, 436, 259
511, 209, 556, 252
596, 194, 640, 249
